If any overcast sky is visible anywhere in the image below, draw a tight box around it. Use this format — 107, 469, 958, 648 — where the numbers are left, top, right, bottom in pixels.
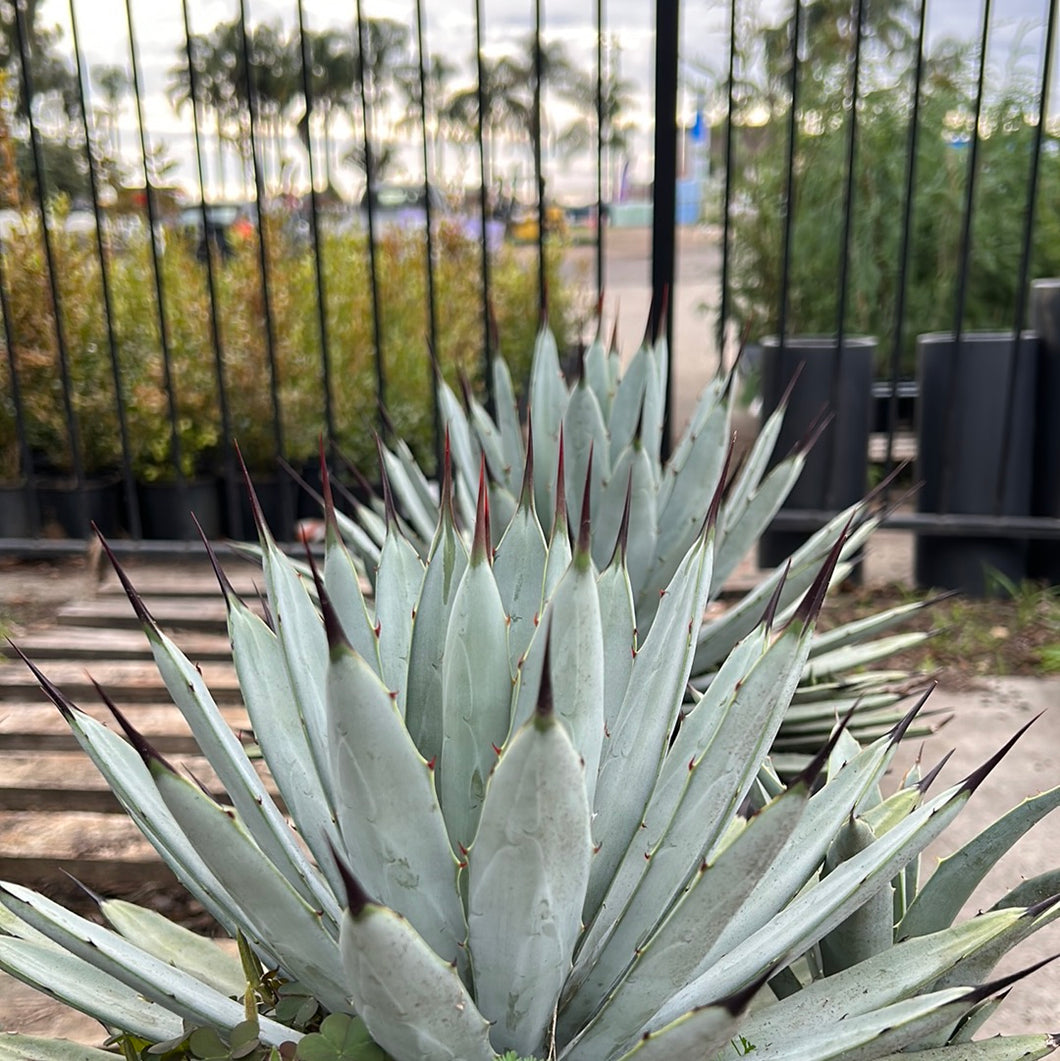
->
35, 0, 1060, 202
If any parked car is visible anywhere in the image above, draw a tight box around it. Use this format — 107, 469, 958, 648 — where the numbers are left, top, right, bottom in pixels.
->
178, 202, 256, 260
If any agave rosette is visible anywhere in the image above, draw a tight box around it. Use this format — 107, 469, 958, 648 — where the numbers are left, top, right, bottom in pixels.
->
0, 438, 1058, 1061
343, 320, 942, 766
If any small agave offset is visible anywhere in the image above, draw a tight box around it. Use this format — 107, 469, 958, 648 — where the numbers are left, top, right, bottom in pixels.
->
0, 336, 1059, 1060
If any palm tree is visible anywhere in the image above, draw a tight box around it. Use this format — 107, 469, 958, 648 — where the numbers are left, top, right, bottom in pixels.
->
91, 63, 130, 162
395, 52, 458, 180
347, 16, 411, 182
298, 27, 356, 193
554, 37, 636, 201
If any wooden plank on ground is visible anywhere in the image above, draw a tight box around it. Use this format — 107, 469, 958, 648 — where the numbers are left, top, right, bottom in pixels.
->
0, 702, 250, 753
1, 627, 232, 663
0, 659, 241, 704
0, 811, 173, 888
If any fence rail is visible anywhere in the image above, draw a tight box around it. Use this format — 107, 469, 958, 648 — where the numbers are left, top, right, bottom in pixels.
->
0, 0, 1057, 592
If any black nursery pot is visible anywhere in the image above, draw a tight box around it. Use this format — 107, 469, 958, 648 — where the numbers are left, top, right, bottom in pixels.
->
138, 479, 223, 541
757, 335, 875, 572
36, 475, 125, 538
915, 331, 1037, 596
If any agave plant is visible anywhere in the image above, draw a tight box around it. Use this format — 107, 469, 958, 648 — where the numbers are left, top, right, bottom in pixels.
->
1, 444, 1059, 1061
334, 319, 939, 765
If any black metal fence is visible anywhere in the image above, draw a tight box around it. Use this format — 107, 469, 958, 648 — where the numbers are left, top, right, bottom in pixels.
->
0, 0, 1057, 590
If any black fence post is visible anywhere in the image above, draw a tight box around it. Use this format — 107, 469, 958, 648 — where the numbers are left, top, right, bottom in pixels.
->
651, 0, 679, 458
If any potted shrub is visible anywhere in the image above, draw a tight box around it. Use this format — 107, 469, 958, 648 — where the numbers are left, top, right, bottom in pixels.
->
915, 330, 1037, 595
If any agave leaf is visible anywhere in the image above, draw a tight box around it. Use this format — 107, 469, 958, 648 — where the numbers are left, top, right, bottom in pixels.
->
101, 898, 246, 998
568, 620, 812, 1032
379, 445, 437, 546
374, 519, 426, 715
543, 506, 573, 604
405, 498, 470, 766
608, 988, 758, 1061
491, 355, 525, 484
331, 506, 382, 571
147, 761, 349, 1014
323, 514, 379, 667
468, 391, 514, 492
584, 332, 613, 418
563, 379, 608, 531
136, 607, 335, 919
693, 505, 874, 674
663, 715, 918, 997
562, 780, 811, 1061
650, 768, 984, 1025
869, 1035, 1060, 1061
608, 341, 649, 463
588, 523, 713, 918
0, 935, 186, 1044
468, 703, 593, 1057
439, 543, 513, 853
931, 881, 1060, 994
547, 549, 605, 805
224, 593, 345, 901
338, 874, 496, 1061
714, 450, 806, 589
726, 987, 989, 1061
326, 634, 466, 968
723, 397, 786, 521
818, 814, 895, 975
899, 785, 1060, 941
0, 1034, 122, 1061
259, 524, 332, 789
623, 442, 660, 601
737, 905, 1030, 1053
392, 435, 444, 524
651, 391, 731, 590
660, 372, 727, 506
804, 633, 932, 683
809, 598, 931, 658
529, 325, 568, 519
493, 496, 548, 669
34, 696, 247, 938
640, 337, 668, 469
596, 548, 637, 736
0, 884, 297, 1043
438, 377, 480, 506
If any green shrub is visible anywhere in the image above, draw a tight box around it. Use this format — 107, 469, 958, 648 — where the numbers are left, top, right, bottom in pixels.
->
0, 212, 572, 482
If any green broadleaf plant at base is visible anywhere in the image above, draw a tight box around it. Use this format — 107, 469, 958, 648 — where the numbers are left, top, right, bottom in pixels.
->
2, 335, 1060, 1060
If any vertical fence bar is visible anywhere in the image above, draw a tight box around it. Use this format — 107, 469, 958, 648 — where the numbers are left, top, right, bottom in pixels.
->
595, 0, 604, 302
13, 0, 88, 533
125, 0, 186, 520
181, 0, 236, 537
414, 0, 442, 470
295, 0, 336, 448
473, 0, 494, 401
651, 0, 679, 456
237, 0, 291, 537
777, 0, 802, 347
0, 211, 38, 535
533, 0, 546, 312
995, 0, 1058, 512
939, 0, 992, 514
717, 0, 737, 362
823, 0, 866, 509
883, 0, 928, 485
353, 0, 387, 439
68, 0, 140, 537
